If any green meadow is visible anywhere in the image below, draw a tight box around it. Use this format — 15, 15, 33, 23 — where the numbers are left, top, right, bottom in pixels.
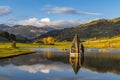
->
0, 42, 70, 58
0, 36, 120, 58
1, 36, 120, 49
0, 42, 36, 58
0, 42, 71, 48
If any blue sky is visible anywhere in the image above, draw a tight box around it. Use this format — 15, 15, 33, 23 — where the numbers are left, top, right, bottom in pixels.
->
0, 0, 120, 27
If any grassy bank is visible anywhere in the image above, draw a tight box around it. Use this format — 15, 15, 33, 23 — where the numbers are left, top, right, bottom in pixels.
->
0, 48, 35, 58
83, 36, 120, 48
0, 42, 70, 58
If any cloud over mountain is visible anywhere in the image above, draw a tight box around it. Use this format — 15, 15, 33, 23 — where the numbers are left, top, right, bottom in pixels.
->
0, 6, 11, 16
43, 6, 102, 15
18, 18, 51, 27
18, 18, 83, 28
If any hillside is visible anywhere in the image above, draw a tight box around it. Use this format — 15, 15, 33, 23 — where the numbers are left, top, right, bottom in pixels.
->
0, 24, 10, 29
0, 30, 9, 42
38, 18, 120, 41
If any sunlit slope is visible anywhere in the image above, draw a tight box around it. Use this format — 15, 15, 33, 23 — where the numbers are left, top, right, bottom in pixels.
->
38, 18, 120, 41
84, 36, 120, 48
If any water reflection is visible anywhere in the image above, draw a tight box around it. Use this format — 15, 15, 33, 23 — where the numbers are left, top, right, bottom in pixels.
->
0, 50, 120, 75
0, 49, 120, 80
69, 54, 81, 74
84, 53, 120, 74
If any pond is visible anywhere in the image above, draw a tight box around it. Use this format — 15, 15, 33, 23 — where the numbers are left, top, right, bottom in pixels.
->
0, 48, 120, 80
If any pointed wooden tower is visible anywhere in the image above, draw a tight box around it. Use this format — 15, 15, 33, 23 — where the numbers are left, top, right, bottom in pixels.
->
70, 34, 79, 54
69, 34, 84, 74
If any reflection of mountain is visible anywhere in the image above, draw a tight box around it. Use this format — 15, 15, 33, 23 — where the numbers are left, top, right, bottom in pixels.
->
0, 51, 120, 75
0, 51, 70, 74
0, 51, 69, 66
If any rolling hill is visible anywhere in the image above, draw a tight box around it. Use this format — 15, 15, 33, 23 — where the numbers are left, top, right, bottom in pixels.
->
38, 18, 120, 41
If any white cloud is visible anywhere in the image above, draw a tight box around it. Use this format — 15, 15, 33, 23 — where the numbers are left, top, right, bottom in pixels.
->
40, 18, 51, 22
18, 18, 84, 28
43, 6, 102, 16
19, 18, 49, 27
0, 6, 11, 16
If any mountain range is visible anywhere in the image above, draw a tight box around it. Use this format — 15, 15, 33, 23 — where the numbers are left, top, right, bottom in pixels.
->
0, 24, 56, 39
1, 17, 120, 42
38, 18, 120, 41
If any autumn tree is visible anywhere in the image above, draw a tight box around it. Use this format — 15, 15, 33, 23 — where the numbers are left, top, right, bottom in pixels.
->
42, 38, 47, 44
42, 37, 55, 45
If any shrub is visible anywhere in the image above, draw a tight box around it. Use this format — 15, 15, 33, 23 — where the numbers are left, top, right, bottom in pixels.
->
42, 37, 55, 45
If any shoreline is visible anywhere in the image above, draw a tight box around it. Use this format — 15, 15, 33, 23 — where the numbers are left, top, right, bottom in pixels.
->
0, 48, 36, 59
0, 51, 35, 59
0, 47, 120, 59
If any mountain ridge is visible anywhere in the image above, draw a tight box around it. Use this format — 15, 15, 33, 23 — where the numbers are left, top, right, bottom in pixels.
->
37, 17, 120, 41
0, 24, 56, 39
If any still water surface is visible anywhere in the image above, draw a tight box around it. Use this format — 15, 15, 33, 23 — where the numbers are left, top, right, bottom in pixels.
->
0, 48, 120, 80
